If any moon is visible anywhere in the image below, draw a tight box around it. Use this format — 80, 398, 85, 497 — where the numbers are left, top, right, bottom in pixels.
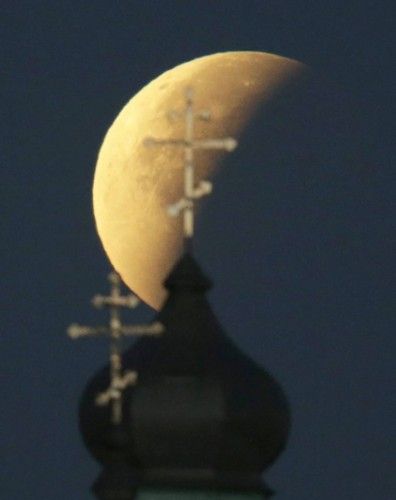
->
93, 51, 307, 309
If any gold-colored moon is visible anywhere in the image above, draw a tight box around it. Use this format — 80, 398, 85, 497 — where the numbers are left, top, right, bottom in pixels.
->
93, 51, 307, 309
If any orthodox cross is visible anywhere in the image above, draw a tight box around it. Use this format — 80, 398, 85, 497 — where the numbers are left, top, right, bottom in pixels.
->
67, 271, 163, 425
144, 87, 238, 249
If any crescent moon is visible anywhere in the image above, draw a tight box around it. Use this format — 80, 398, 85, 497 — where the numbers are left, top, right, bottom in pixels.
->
93, 51, 307, 309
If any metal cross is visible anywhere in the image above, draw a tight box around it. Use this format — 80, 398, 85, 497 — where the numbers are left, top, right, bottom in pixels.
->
67, 271, 164, 425
144, 87, 238, 248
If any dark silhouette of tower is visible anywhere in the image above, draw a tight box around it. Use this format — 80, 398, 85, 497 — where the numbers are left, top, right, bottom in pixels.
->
71, 86, 291, 499
78, 252, 291, 499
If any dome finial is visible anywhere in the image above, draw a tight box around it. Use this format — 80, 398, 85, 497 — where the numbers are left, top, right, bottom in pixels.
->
144, 86, 238, 252
67, 270, 163, 425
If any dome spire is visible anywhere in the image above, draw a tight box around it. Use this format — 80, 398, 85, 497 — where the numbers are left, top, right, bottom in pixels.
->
144, 86, 237, 251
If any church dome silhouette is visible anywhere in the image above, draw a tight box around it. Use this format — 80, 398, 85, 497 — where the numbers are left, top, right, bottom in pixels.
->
79, 252, 290, 498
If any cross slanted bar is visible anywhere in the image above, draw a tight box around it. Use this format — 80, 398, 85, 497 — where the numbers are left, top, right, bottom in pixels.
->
67, 271, 164, 425
144, 87, 238, 248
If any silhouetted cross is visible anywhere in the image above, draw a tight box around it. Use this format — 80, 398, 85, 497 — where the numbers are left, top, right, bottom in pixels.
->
67, 271, 163, 425
144, 87, 238, 248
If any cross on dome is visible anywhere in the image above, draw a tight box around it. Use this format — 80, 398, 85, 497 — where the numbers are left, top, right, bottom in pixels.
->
67, 271, 163, 425
144, 87, 238, 249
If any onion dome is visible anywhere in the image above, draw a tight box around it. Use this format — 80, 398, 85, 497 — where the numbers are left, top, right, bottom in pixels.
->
79, 253, 290, 498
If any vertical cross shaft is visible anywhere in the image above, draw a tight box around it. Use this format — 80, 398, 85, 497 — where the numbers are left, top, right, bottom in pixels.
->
106, 271, 133, 425
68, 271, 163, 425
184, 88, 195, 244
144, 87, 238, 250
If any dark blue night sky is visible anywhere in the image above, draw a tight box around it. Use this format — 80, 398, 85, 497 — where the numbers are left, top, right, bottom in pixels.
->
2, 2, 395, 499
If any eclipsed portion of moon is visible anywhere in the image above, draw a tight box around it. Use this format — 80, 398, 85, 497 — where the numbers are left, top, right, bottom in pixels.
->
93, 51, 307, 309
